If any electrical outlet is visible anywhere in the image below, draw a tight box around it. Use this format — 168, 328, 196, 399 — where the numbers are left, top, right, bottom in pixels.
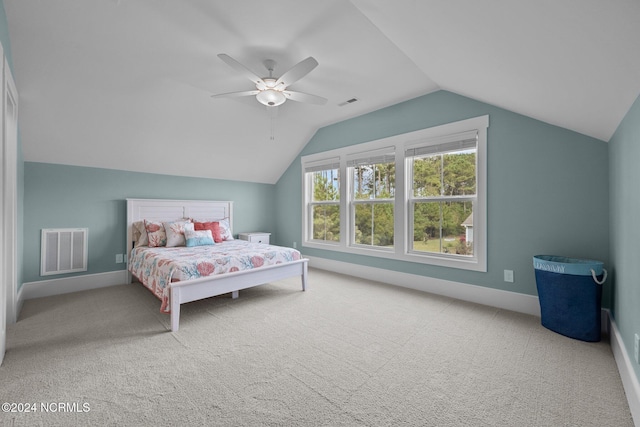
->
115, 254, 124, 264
293, 241, 297, 249
634, 333, 639, 364
504, 269, 514, 283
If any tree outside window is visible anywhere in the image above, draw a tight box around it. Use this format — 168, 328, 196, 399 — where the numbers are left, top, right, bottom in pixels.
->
350, 156, 395, 248
410, 149, 476, 256
310, 168, 340, 242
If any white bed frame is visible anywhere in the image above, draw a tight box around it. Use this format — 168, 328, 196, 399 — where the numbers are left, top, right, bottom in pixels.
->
126, 198, 308, 332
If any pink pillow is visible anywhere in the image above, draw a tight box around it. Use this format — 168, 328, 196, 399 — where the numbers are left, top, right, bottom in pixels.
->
194, 221, 223, 243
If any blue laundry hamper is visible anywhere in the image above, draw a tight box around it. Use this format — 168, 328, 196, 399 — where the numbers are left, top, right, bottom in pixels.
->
533, 255, 606, 342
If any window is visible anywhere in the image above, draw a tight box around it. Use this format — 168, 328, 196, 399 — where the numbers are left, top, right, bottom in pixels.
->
347, 148, 395, 249
304, 159, 340, 243
302, 116, 488, 271
407, 132, 477, 257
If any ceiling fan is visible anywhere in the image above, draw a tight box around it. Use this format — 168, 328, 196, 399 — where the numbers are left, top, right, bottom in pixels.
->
212, 54, 328, 108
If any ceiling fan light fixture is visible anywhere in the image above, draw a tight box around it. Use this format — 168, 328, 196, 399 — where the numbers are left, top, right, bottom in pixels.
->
257, 89, 286, 107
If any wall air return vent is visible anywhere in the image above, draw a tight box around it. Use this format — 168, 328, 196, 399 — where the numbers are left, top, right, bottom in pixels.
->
41, 228, 88, 276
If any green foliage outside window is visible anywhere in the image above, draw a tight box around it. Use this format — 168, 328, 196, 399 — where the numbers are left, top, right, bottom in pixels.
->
352, 162, 394, 247
354, 203, 394, 246
309, 150, 476, 255
412, 151, 475, 255
313, 170, 339, 202
311, 170, 340, 241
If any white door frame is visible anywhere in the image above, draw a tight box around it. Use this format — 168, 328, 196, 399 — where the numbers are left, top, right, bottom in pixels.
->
3, 56, 18, 328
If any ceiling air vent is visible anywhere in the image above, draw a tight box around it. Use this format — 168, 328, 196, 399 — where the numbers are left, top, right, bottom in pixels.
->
338, 97, 359, 107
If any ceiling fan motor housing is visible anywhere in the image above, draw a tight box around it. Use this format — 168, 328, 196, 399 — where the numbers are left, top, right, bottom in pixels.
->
256, 89, 286, 106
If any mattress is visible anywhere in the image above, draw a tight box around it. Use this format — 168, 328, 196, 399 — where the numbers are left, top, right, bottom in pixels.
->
129, 239, 301, 312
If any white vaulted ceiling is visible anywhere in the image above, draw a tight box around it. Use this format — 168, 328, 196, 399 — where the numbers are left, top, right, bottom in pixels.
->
5, 0, 640, 184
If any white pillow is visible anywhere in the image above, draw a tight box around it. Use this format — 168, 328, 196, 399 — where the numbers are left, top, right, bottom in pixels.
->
218, 219, 234, 240
163, 220, 192, 247
133, 221, 149, 247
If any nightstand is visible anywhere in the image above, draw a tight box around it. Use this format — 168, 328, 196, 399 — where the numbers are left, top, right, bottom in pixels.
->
238, 232, 271, 244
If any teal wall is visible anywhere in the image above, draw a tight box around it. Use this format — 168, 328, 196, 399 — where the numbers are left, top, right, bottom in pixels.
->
22, 163, 276, 284
275, 90, 611, 305
609, 93, 640, 383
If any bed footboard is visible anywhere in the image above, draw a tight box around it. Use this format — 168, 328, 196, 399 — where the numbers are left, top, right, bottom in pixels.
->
169, 258, 308, 332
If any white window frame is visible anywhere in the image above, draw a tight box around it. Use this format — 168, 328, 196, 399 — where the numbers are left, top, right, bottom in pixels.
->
347, 147, 396, 250
303, 157, 342, 246
301, 115, 488, 272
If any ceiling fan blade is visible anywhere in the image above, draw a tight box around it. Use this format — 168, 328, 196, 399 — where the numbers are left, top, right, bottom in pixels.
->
211, 90, 260, 98
283, 90, 327, 105
217, 54, 266, 88
275, 57, 319, 89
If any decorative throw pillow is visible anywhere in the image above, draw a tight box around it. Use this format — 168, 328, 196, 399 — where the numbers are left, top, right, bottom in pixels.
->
133, 221, 149, 247
218, 219, 234, 240
194, 221, 223, 243
145, 220, 166, 247
185, 229, 214, 247
164, 220, 192, 247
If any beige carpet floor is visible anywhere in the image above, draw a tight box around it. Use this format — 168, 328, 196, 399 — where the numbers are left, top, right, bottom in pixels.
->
1, 268, 634, 426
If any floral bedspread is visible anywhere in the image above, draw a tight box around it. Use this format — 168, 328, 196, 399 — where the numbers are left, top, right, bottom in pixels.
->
129, 240, 301, 313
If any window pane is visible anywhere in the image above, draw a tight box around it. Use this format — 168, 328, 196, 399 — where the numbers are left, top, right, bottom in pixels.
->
312, 169, 340, 202
354, 203, 394, 247
443, 150, 476, 196
413, 150, 476, 197
412, 201, 473, 256
412, 156, 442, 197
312, 204, 340, 241
353, 162, 395, 200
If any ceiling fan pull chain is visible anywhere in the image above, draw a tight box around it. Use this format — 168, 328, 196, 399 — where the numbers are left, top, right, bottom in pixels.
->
270, 107, 277, 141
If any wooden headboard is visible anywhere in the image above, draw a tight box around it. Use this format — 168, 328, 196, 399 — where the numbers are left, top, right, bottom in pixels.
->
126, 198, 233, 273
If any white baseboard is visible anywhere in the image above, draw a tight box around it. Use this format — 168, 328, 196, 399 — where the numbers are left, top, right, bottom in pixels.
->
307, 256, 541, 316
20, 270, 129, 302
608, 311, 640, 426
